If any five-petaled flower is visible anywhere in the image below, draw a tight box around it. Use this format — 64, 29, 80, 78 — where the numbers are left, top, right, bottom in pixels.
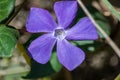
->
26, 1, 98, 71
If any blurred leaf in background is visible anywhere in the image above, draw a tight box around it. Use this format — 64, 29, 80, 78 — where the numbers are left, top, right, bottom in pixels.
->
72, 40, 103, 53
50, 52, 62, 72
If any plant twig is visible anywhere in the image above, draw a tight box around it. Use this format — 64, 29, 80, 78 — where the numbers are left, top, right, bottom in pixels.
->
77, 0, 120, 57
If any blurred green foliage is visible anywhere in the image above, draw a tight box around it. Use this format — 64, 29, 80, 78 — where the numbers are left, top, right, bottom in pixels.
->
0, 0, 15, 23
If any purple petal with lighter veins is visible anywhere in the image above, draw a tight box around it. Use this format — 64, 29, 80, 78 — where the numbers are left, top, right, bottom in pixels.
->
66, 17, 98, 40
28, 34, 56, 64
57, 39, 85, 71
26, 7, 57, 33
54, 1, 77, 29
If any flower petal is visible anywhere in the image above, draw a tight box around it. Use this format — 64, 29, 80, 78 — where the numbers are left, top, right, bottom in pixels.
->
57, 39, 85, 71
66, 17, 98, 40
28, 33, 56, 64
26, 7, 57, 33
54, 1, 77, 29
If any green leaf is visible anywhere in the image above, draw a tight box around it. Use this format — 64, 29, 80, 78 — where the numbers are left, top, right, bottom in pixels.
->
72, 40, 102, 53
96, 20, 111, 38
7, 26, 19, 39
93, 11, 111, 38
0, 0, 15, 23
102, 0, 120, 21
24, 59, 55, 79
71, 40, 94, 46
0, 25, 17, 57
50, 52, 62, 72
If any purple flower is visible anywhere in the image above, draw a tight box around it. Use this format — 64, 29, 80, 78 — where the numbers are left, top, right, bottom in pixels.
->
26, 1, 98, 71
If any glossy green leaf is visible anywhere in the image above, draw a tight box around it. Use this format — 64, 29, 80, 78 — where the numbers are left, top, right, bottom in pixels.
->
50, 52, 62, 72
0, 25, 17, 57
8, 26, 19, 39
0, 0, 15, 22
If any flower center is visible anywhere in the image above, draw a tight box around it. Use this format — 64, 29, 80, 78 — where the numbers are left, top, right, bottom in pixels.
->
54, 29, 66, 40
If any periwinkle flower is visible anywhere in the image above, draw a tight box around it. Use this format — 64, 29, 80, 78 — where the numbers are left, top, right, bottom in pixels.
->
26, 1, 98, 71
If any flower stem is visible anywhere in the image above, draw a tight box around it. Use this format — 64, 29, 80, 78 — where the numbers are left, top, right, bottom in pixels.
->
77, 0, 120, 57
